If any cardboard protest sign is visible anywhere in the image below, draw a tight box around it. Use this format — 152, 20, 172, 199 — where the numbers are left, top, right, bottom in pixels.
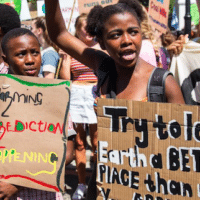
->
78, 0, 118, 14
0, 74, 70, 193
197, 0, 200, 13
148, 0, 170, 33
97, 99, 200, 199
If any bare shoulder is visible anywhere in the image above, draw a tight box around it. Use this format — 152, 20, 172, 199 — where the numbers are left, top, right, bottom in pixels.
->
165, 74, 185, 104
137, 58, 155, 78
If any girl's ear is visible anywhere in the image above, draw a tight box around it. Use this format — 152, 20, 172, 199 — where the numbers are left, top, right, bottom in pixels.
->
37, 27, 43, 36
99, 39, 106, 50
2, 54, 8, 66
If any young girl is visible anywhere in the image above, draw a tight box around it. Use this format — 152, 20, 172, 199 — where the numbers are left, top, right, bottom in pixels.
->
31, 17, 60, 79
45, 0, 184, 105
59, 13, 99, 200
0, 28, 73, 200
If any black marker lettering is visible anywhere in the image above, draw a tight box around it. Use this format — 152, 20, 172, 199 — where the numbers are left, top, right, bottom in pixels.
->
135, 119, 148, 148
104, 107, 127, 132
153, 115, 168, 140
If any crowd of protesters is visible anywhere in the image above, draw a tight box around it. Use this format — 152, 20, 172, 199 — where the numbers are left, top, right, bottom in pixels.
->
0, 0, 199, 199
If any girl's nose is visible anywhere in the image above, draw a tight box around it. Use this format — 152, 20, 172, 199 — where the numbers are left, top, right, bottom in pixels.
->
26, 54, 34, 64
121, 33, 132, 47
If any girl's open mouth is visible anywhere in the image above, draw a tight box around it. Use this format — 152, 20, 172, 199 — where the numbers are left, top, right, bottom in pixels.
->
121, 51, 136, 61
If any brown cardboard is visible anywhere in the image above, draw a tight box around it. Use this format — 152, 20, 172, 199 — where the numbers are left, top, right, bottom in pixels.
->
148, 0, 170, 33
0, 74, 70, 193
78, 0, 118, 14
97, 98, 200, 199
197, 0, 200, 14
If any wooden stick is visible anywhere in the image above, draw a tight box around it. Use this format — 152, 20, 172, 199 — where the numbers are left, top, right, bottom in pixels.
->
67, 0, 76, 31
55, 0, 76, 79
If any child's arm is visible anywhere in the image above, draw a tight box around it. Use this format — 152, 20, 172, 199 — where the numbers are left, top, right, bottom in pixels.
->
0, 182, 20, 199
59, 51, 71, 80
43, 72, 55, 79
44, 0, 107, 73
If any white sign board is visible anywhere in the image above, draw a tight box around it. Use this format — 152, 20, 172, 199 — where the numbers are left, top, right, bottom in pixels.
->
59, 0, 80, 34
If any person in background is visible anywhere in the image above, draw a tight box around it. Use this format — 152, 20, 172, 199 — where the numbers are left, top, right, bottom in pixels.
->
139, 5, 158, 67
160, 29, 176, 70
59, 13, 98, 200
0, 28, 66, 200
0, 3, 20, 74
190, 22, 200, 43
138, 6, 184, 69
139, 4, 187, 70
161, 29, 188, 70
31, 16, 60, 79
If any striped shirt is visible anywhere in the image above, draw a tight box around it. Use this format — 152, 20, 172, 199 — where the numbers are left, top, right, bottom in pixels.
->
0, 62, 8, 74
10, 187, 64, 200
71, 58, 97, 82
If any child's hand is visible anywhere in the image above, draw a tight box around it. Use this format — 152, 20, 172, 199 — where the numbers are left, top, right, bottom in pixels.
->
0, 181, 19, 199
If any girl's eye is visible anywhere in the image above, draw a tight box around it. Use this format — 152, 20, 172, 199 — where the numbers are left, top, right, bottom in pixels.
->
130, 29, 139, 36
33, 51, 39, 55
110, 33, 120, 39
31, 50, 40, 55
17, 52, 25, 57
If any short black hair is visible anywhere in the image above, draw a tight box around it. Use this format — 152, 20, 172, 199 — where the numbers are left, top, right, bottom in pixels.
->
86, 0, 145, 42
1, 28, 40, 56
0, 4, 21, 35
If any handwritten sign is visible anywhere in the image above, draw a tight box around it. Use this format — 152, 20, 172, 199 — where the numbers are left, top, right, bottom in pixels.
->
0, 74, 70, 192
97, 99, 200, 199
148, 0, 170, 33
78, 0, 118, 14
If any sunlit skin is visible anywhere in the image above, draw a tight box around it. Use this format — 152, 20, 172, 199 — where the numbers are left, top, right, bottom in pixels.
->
100, 13, 142, 71
3, 35, 41, 77
76, 20, 95, 46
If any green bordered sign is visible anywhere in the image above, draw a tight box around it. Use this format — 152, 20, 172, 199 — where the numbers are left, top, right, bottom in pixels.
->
0, 74, 71, 192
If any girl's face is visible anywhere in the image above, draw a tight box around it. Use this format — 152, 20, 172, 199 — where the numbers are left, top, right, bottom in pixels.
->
101, 12, 142, 69
76, 20, 94, 45
4, 35, 41, 77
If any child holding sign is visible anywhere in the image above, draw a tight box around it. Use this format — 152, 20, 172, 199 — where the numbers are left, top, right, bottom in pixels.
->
0, 28, 74, 199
